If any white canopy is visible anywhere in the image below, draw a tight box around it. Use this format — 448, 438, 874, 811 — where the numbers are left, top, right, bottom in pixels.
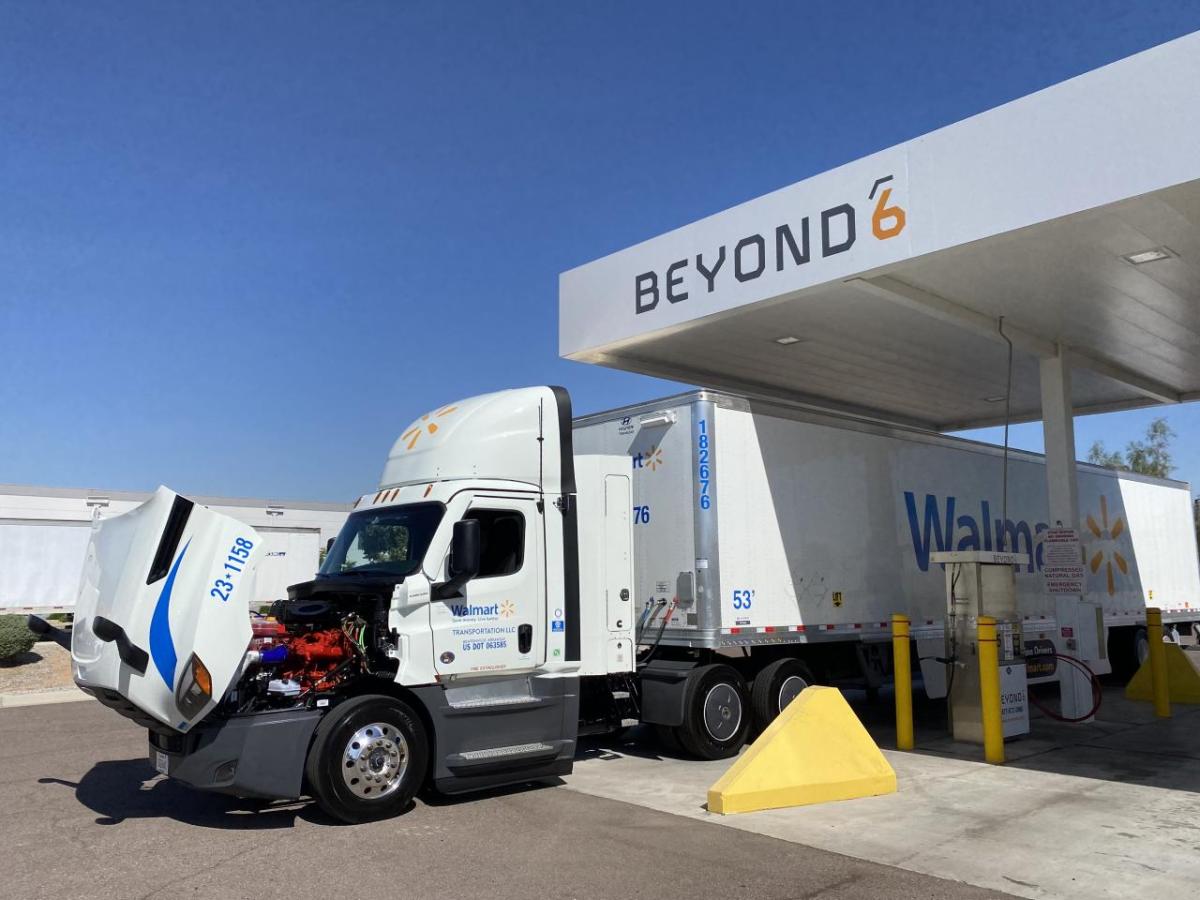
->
560, 32, 1200, 431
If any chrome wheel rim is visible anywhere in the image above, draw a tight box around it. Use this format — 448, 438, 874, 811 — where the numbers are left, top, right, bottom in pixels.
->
702, 683, 742, 742
777, 674, 808, 713
340, 722, 408, 800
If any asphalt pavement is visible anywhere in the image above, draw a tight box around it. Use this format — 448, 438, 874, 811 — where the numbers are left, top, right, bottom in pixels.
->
0, 701, 1014, 900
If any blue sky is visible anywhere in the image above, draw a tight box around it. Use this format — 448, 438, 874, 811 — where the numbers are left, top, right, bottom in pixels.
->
2, 2, 1199, 501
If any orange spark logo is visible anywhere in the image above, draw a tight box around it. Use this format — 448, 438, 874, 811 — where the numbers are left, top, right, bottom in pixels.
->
1086, 495, 1128, 596
634, 446, 664, 472
401, 405, 457, 450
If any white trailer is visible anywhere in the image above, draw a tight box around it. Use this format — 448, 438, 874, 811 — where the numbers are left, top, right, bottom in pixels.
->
0, 485, 350, 614
40, 385, 1197, 823
574, 390, 1200, 684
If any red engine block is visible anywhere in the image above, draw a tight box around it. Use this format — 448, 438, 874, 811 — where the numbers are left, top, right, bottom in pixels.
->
280, 627, 355, 692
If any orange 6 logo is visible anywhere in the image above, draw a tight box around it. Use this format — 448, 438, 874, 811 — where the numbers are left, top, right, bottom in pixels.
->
869, 175, 906, 240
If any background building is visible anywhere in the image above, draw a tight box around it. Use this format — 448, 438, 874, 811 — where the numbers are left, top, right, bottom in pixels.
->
0, 484, 351, 613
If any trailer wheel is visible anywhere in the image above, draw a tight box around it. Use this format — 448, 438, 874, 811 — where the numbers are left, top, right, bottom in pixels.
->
304, 694, 428, 824
1133, 626, 1151, 667
750, 658, 813, 730
653, 725, 684, 756
677, 664, 750, 760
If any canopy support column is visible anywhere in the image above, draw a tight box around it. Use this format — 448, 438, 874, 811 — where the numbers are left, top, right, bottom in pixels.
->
1039, 350, 1100, 722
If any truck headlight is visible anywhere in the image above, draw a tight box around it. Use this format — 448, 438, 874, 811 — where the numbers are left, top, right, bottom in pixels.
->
175, 653, 213, 720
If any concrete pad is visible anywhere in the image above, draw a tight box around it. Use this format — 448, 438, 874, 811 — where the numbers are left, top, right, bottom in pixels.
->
566, 688, 1200, 900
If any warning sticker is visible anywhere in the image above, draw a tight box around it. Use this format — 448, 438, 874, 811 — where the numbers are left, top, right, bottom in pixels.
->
1042, 528, 1084, 595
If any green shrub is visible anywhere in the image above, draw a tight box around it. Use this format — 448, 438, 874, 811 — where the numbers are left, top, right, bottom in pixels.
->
0, 615, 37, 661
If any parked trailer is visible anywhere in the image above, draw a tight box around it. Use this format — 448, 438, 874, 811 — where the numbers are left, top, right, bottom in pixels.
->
40, 386, 1198, 823
574, 390, 1200, 686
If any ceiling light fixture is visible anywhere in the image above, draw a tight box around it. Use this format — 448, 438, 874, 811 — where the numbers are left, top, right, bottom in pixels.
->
1122, 246, 1174, 265
774, 336, 802, 345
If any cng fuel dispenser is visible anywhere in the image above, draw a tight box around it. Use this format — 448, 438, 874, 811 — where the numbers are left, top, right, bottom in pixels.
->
930, 551, 1031, 743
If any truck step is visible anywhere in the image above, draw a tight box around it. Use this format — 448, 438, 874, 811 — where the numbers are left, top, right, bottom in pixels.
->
457, 742, 555, 761
447, 694, 536, 710
446, 741, 563, 773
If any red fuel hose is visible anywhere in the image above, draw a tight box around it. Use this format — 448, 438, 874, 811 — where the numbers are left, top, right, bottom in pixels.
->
1027, 652, 1103, 722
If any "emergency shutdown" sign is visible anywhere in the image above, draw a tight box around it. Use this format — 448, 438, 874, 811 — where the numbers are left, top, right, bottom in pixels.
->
1042, 528, 1084, 595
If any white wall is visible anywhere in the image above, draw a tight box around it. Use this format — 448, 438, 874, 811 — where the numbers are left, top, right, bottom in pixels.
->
0, 486, 351, 612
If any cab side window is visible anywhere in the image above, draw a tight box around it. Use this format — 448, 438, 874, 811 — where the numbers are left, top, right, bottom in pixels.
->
463, 509, 525, 577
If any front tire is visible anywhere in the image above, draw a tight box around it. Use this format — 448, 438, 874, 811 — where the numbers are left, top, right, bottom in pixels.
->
305, 694, 428, 824
677, 664, 750, 760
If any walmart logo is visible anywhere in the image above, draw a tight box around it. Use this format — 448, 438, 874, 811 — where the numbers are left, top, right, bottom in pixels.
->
1086, 495, 1128, 596
450, 602, 499, 617
633, 445, 664, 472
903, 490, 1134, 594
904, 491, 1046, 573
401, 404, 458, 450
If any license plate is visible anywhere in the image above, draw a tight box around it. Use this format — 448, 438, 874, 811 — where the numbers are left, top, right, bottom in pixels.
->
155, 751, 169, 775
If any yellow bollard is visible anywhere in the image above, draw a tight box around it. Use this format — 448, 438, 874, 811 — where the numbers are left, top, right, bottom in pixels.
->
1146, 607, 1171, 718
892, 614, 914, 751
977, 616, 1005, 764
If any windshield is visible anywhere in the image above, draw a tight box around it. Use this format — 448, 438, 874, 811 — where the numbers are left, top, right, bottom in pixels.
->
319, 502, 445, 578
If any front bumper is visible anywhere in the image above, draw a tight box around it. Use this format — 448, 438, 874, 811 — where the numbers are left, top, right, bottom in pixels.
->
149, 708, 323, 800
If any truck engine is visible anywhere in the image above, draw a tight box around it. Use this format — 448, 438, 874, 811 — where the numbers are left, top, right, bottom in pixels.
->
226, 580, 399, 714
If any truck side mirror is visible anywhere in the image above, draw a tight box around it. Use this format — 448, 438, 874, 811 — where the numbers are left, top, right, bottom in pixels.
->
438, 518, 481, 598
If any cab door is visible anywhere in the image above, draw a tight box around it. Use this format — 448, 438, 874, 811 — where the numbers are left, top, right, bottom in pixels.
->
431, 496, 544, 677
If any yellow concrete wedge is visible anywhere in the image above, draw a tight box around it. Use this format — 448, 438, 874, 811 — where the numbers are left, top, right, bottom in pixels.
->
707, 685, 896, 815
1126, 644, 1200, 704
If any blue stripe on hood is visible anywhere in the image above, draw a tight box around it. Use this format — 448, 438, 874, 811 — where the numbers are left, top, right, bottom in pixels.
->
149, 538, 190, 690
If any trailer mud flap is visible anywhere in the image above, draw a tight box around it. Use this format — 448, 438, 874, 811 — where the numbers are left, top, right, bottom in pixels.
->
637, 658, 695, 726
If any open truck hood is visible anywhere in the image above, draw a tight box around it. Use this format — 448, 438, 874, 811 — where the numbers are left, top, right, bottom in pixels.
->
72, 487, 263, 731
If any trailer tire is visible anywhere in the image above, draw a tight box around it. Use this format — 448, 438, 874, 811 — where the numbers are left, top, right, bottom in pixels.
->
676, 664, 750, 760
750, 658, 813, 730
654, 725, 684, 756
1133, 626, 1151, 667
304, 694, 428, 824
1110, 626, 1150, 681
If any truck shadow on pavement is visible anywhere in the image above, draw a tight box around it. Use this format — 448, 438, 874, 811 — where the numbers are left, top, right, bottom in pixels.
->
40, 759, 564, 828
38, 759, 335, 829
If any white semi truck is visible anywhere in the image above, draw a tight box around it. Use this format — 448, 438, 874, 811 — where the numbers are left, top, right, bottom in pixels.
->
36, 386, 1198, 822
